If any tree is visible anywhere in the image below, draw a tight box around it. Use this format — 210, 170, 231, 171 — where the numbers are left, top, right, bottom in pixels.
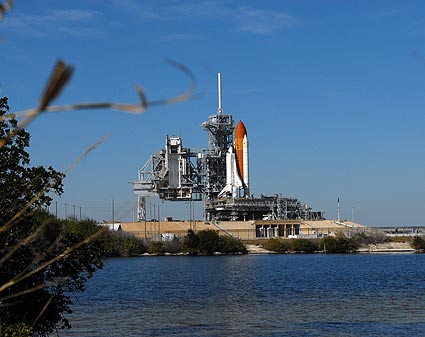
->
183, 229, 200, 255
0, 98, 63, 222
291, 238, 319, 253
320, 236, 358, 254
198, 229, 221, 255
0, 97, 107, 336
219, 235, 247, 254
262, 238, 290, 253
182, 229, 247, 255
411, 236, 425, 252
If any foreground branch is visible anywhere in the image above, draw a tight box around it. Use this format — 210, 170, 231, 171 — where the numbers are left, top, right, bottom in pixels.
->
0, 0, 12, 22
0, 59, 195, 149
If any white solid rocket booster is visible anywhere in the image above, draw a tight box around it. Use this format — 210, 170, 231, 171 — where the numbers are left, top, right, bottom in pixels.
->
243, 133, 249, 189
218, 120, 249, 198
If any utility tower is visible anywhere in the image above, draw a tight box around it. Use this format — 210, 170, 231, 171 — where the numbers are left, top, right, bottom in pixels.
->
201, 73, 234, 200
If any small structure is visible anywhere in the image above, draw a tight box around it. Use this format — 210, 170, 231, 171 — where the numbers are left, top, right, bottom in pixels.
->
98, 222, 120, 231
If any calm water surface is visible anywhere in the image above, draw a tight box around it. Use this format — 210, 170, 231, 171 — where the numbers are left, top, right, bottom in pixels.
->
61, 254, 425, 336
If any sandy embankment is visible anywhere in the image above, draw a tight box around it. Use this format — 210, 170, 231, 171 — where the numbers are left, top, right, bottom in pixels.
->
358, 242, 415, 253
245, 244, 274, 254
245, 242, 415, 254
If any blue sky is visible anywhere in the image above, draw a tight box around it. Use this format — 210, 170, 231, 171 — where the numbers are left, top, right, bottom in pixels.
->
1, 1, 425, 227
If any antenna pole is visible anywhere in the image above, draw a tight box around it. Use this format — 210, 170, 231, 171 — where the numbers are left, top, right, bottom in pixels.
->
217, 72, 222, 115
337, 197, 340, 222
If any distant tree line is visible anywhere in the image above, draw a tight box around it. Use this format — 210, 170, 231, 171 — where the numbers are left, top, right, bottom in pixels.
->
105, 229, 247, 256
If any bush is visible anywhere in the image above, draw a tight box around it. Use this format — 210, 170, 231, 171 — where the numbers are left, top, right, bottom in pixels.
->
162, 237, 183, 254
182, 229, 246, 255
0, 323, 33, 337
291, 238, 319, 253
262, 238, 290, 253
219, 235, 247, 254
320, 236, 358, 254
148, 241, 164, 255
411, 236, 425, 252
351, 231, 388, 246
183, 229, 200, 255
105, 231, 148, 257
0, 211, 109, 335
198, 229, 221, 255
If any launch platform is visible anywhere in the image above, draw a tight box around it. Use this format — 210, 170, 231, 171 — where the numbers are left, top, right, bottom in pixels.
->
132, 73, 325, 229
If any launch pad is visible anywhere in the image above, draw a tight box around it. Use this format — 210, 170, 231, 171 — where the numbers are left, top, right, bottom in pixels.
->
132, 73, 324, 223
205, 196, 323, 222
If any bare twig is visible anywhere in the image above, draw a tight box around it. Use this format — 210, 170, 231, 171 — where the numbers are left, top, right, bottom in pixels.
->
0, 133, 110, 234
62, 132, 110, 174
0, 220, 62, 282
0, 59, 195, 148
0, 283, 46, 302
0, 61, 74, 148
0, 227, 108, 293
0, 133, 110, 298
0, 277, 66, 303
39, 60, 74, 111
158, 59, 196, 104
8, 59, 192, 119
0, 55, 195, 304
0, 222, 44, 267
32, 296, 53, 327
0, 0, 12, 22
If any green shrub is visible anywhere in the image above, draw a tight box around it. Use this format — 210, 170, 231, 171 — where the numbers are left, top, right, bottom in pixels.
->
0, 323, 33, 337
183, 229, 200, 255
262, 238, 290, 253
351, 231, 388, 246
411, 236, 425, 252
198, 229, 220, 255
219, 235, 247, 254
182, 229, 246, 255
291, 238, 319, 253
148, 241, 164, 255
162, 237, 183, 254
320, 236, 358, 253
105, 231, 148, 257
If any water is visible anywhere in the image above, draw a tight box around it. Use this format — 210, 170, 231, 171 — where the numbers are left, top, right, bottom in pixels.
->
61, 254, 425, 336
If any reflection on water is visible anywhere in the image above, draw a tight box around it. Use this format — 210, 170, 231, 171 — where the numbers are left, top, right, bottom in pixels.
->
61, 254, 425, 336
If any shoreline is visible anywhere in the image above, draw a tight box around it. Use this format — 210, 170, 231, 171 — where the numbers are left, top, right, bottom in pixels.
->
111, 241, 416, 257
232, 241, 416, 255
246, 241, 416, 255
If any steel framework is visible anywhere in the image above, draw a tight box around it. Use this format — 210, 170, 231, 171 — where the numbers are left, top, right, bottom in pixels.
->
131, 73, 324, 222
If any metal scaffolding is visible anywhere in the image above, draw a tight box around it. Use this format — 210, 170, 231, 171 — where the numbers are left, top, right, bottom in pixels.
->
131, 73, 324, 223
201, 113, 234, 200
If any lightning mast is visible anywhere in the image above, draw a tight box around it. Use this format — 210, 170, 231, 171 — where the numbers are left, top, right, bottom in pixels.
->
217, 72, 223, 115
201, 73, 234, 200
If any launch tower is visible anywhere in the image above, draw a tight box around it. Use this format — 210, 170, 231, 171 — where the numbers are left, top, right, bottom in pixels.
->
132, 73, 324, 222
202, 73, 234, 200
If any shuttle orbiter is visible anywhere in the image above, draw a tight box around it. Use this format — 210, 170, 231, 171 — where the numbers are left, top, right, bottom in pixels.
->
218, 120, 249, 199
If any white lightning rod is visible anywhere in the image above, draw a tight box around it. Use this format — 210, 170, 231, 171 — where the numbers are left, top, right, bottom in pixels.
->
337, 197, 340, 222
217, 72, 222, 115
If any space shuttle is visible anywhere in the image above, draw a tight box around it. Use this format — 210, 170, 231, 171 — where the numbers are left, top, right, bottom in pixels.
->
215, 72, 249, 199
218, 120, 250, 199
218, 121, 249, 198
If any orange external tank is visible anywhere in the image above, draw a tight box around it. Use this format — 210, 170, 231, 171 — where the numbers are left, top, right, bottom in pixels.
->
234, 120, 247, 185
